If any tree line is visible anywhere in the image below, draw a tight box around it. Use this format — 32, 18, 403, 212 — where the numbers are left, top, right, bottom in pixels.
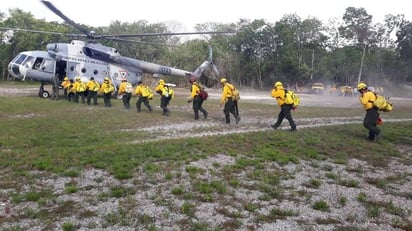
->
1, 7, 412, 89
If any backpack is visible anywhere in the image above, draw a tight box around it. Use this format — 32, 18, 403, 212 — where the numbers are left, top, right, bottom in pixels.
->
78, 82, 86, 92
284, 90, 300, 106
144, 86, 154, 99
125, 83, 133, 93
198, 89, 208, 100
195, 83, 208, 100
372, 93, 393, 112
229, 84, 240, 101
163, 85, 174, 98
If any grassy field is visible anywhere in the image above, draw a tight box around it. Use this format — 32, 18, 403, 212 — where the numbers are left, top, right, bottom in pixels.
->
0, 81, 411, 230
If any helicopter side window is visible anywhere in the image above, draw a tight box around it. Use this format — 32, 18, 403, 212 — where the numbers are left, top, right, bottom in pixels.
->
81, 68, 86, 73
41, 59, 55, 73
93, 70, 98, 75
33, 58, 43, 70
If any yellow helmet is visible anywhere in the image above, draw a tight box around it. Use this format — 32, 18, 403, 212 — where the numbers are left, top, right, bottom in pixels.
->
64, 77, 69, 81
75, 77, 80, 80
274, 81, 283, 87
104, 77, 109, 81
159, 79, 165, 84
220, 78, 227, 83
357, 82, 367, 90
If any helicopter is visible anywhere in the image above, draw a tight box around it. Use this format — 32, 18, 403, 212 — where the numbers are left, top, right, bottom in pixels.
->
6, 0, 226, 98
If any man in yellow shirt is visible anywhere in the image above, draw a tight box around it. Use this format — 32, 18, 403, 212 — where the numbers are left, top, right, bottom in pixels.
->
61, 77, 71, 101
86, 77, 100, 105
271, 81, 296, 131
73, 77, 86, 104
99, 77, 115, 107
358, 82, 381, 141
134, 81, 153, 112
155, 79, 173, 116
220, 78, 240, 124
188, 77, 208, 120
118, 78, 133, 110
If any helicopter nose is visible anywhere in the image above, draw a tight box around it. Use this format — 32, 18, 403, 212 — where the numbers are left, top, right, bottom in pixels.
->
8, 62, 20, 78
7, 62, 26, 80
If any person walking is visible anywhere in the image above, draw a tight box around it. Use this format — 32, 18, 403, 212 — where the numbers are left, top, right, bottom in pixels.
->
187, 77, 208, 120
73, 77, 86, 103
270, 81, 297, 131
118, 78, 133, 110
358, 82, 381, 141
67, 79, 75, 102
51, 74, 60, 100
61, 77, 71, 101
100, 77, 115, 107
155, 79, 173, 116
220, 78, 240, 124
134, 81, 153, 112
86, 77, 100, 105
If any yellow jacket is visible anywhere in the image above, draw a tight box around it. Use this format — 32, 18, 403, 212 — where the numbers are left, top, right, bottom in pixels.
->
86, 80, 100, 92
73, 80, 86, 93
155, 82, 165, 95
135, 84, 151, 97
61, 79, 71, 89
100, 81, 114, 94
359, 91, 376, 110
190, 82, 201, 99
68, 82, 75, 93
156, 83, 173, 97
118, 81, 132, 94
271, 86, 286, 106
220, 82, 235, 104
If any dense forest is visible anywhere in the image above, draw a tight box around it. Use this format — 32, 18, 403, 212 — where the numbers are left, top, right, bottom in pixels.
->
1, 7, 412, 89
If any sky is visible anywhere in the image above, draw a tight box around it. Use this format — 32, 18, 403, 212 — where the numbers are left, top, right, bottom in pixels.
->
1, 0, 411, 32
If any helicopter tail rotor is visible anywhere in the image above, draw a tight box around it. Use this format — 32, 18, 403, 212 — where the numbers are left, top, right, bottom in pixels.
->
208, 45, 220, 76
192, 46, 219, 78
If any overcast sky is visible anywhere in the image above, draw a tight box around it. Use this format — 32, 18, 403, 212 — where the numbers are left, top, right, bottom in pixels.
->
1, 0, 411, 31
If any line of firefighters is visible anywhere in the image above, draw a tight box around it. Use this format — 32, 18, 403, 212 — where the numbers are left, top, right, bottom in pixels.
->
58, 76, 243, 125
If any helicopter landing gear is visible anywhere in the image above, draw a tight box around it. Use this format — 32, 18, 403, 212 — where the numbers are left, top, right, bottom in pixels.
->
38, 83, 50, 98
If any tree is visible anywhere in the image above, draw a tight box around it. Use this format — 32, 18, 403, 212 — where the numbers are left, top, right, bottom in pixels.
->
339, 7, 376, 84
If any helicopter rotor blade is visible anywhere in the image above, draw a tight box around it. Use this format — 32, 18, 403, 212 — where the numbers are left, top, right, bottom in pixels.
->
41, 0, 95, 39
101, 31, 235, 38
0, 26, 83, 37
107, 37, 179, 47
41, 0, 235, 40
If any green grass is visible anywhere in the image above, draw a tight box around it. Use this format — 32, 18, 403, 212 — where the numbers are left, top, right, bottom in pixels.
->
1, 89, 411, 177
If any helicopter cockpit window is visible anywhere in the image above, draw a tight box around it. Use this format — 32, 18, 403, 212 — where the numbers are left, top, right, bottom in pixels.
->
14, 54, 28, 65
93, 70, 98, 75
23, 56, 35, 68
81, 68, 86, 73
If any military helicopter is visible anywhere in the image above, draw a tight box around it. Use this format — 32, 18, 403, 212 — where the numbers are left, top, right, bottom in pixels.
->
6, 0, 226, 98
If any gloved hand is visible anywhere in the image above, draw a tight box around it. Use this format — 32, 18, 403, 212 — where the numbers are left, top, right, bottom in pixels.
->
187, 100, 192, 103
292, 106, 297, 111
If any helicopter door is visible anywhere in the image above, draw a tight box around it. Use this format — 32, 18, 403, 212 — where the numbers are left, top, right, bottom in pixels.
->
55, 60, 67, 82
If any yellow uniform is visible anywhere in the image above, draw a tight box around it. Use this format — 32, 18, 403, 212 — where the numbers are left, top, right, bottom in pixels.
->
271, 86, 286, 106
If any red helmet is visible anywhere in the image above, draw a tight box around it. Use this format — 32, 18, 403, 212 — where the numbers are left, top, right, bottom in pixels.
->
189, 76, 196, 83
